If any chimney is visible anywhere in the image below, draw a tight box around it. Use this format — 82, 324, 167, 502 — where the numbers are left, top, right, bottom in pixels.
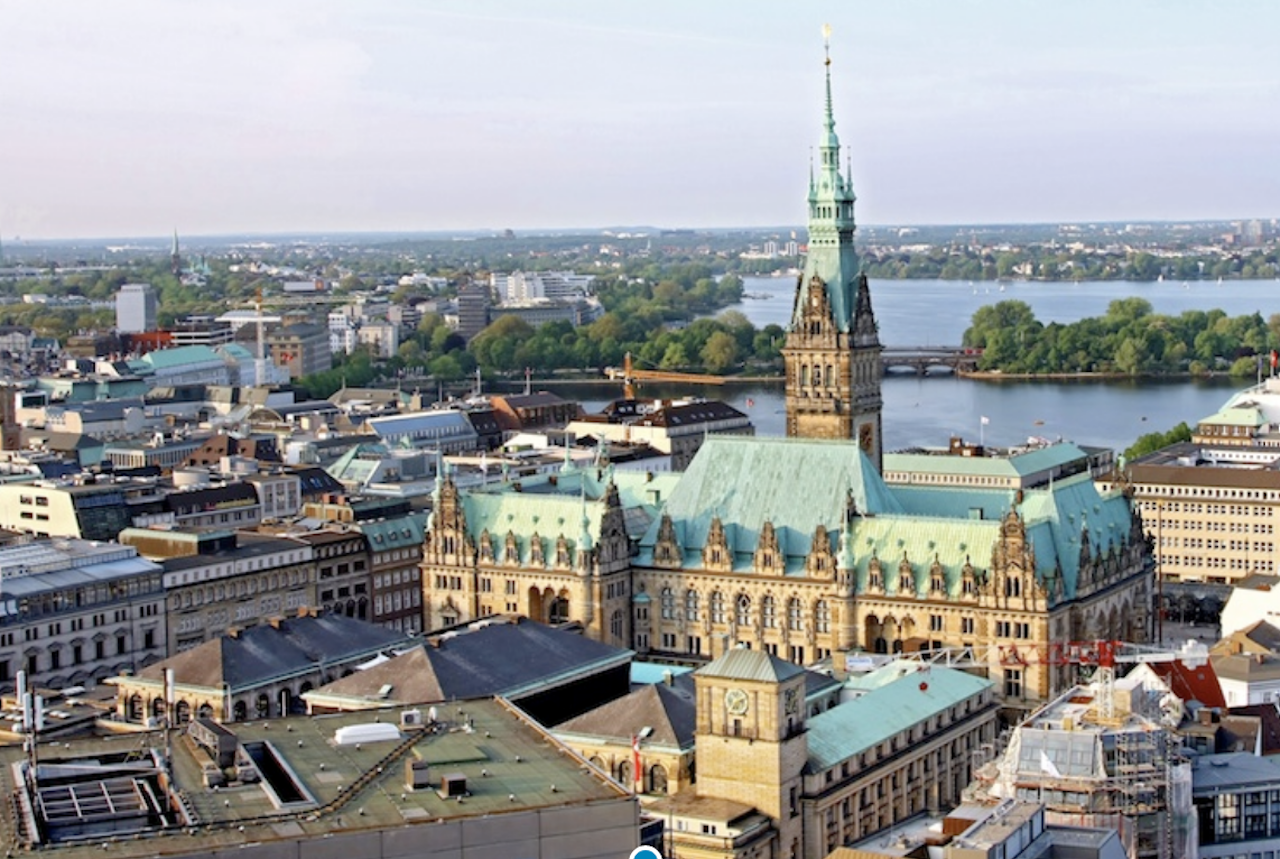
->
662, 670, 673, 687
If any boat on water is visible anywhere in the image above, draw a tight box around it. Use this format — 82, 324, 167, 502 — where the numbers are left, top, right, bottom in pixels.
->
742, 292, 772, 300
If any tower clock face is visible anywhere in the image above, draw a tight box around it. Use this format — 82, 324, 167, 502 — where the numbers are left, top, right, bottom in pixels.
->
725, 688, 749, 716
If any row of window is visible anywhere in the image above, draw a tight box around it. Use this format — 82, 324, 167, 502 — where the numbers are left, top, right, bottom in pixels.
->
653, 589, 833, 632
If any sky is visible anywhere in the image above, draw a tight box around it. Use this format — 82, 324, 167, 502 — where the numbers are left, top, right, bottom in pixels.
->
1, 0, 1277, 239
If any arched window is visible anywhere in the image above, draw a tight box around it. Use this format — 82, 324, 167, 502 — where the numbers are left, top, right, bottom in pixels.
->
735, 594, 751, 627
815, 600, 830, 633
710, 591, 725, 624
684, 590, 699, 622
649, 764, 669, 794
617, 760, 633, 789
787, 598, 802, 631
763, 595, 777, 628
900, 573, 914, 594
1005, 577, 1021, 598
660, 588, 675, 620
610, 609, 624, 640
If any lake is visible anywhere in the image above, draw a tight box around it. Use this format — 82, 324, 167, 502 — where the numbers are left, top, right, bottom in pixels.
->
541, 275, 1280, 454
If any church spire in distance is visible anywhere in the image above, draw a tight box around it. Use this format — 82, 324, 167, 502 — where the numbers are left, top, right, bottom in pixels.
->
783, 24, 884, 468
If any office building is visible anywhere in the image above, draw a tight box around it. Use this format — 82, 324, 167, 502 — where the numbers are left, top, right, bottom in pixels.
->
115, 283, 157, 334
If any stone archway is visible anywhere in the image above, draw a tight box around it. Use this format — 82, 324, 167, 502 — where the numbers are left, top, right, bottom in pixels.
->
549, 589, 570, 625
864, 614, 882, 652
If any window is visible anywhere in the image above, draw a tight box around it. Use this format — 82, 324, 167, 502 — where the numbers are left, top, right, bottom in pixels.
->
661, 588, 675, 620
1004, 669, 1023, 699
929, 614, 944, 632
787, 598, 802, 632
684, 589, 699, 622
961, 617, 975, 635
711, 591, 725, 624
735, 594, 751, 627
763, 595, 776, 628
815, 600, 830, 633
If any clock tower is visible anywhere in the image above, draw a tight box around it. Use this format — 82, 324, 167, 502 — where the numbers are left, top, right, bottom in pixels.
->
782, 27, 883, 471
695, 647, 808, 858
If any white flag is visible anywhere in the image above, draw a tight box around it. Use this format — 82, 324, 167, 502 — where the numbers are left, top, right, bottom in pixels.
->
1039, 749, 1061, 778
980, 416, 991, 426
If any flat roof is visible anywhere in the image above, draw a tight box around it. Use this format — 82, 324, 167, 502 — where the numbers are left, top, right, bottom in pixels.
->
0, 698, 630, 858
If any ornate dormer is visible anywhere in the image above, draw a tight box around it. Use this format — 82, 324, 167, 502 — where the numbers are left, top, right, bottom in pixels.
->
961, 557, 979, 600
988, 509, 1037, 609
653, 514, 683, 569
867, 555, 883, 592
423, 474, 475, 566
478, 528, 494, 563
897, 553, 915, 597
703, 516, 733, 572
929, 556, 946, 596
806, 524, 833, 577
754, 520, 786, 576
503, 530, 520, 565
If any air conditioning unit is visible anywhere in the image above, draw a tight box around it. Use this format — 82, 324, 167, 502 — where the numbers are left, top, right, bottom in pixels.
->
400, 709, 423, 728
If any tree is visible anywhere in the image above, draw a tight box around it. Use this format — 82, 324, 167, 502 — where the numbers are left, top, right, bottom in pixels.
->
700, 331, 738, 373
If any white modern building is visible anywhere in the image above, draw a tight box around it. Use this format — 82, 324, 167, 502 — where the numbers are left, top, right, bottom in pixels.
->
490, 271, 594, 302
115, 283, 157, 334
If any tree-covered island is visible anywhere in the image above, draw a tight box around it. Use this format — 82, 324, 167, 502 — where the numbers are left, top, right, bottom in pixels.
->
962, 299, 1280, 378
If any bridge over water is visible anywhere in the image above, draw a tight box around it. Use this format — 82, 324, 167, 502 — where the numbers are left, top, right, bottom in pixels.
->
880, 346, 982, 376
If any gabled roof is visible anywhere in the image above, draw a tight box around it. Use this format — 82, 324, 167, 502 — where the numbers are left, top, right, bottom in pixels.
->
555, 674, 696, 748
139, 613, 410, 692
697, 647, 805, 684
1142, 660, 1227, 709
309, 619, 631, 704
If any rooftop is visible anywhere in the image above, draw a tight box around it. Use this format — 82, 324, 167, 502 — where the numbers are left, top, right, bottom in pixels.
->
0, 698, 631, 858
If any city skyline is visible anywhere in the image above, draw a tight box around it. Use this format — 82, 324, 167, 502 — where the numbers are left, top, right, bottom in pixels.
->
1, 0, 1277, 240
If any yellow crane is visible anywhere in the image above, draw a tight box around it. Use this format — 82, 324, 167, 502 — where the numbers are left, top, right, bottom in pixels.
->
603, 352, 726, 400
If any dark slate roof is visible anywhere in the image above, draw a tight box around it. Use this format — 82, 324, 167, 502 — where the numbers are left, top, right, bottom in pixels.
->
311, 619, 631, 704
556, 673, 696, 746
140, 613, 410, 692
463, 409, 503, 436
645, 400, 747, 428
696, 647, 805, 683
290, 466, 345, 496
164, 482, 259, 515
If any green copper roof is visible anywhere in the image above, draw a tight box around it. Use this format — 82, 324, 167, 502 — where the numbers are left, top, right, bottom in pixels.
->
1200, 406, 1265, 427
636, 436, 900, 569
627, 437, 1136, 603
141, 345, 223, 370
697, 647, 805, 683
455, 467, 675, 566
793, 38, 860, 333
885, 442, 1090, 479
807, 663, 992, 771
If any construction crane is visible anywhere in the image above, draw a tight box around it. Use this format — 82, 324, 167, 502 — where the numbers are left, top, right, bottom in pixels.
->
603, 352, 727, 400
906, 639, 1210, 719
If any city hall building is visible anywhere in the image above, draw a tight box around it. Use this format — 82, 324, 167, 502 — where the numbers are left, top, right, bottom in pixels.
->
419, 35, 1155, 712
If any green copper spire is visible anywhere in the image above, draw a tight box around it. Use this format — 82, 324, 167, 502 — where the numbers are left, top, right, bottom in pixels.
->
793, 23, 860, 333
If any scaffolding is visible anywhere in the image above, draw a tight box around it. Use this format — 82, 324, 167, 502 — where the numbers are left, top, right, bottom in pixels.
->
977, 682, 1194, 859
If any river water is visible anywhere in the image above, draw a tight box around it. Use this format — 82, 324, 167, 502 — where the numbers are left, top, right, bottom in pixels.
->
547, 276, 1280, 454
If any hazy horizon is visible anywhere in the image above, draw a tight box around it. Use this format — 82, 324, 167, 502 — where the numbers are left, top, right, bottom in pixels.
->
2, 1, 1277, 240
